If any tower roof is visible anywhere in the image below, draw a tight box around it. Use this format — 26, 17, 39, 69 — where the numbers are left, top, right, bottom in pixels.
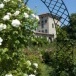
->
39, 13, 61, 20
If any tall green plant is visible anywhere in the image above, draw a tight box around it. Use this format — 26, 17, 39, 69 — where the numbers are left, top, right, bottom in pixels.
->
0, 0, 39, 75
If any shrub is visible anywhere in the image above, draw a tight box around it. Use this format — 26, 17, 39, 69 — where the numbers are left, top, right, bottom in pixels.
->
31, 37, 49, 47
42, 40, 75, 76
0, 0, 39, 75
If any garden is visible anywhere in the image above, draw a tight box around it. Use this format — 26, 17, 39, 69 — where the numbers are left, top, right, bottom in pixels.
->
0, 0, 76, 76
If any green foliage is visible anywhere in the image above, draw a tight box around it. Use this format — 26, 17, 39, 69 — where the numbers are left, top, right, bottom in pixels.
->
62, 13, 76, 40
31, 37, 50, 47
0, 0, 39, 75
41, 39, 75, 76
39, 64, 53, 76
56, 26, 68, 41
0, 0, 76, 76
60, 71, 69, 76
24, 48, 54, 76
69, 13, 76, 39
0, 0, 39, 50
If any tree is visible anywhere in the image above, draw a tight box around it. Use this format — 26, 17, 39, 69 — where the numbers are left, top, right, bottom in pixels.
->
56, 26, 68, 41
62, 13, 76, 39
69, 13, 76, 39
60, 13, 76, 40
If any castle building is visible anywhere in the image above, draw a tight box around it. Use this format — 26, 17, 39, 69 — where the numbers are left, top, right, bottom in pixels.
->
35, 13, 61, 41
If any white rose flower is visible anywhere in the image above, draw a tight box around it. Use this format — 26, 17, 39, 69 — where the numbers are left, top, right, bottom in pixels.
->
0, 3, 4, 9
31, 14, 40, 21
0, 42, 2, 45
0, 37, 3, 43
28, 74, 35, 76
34, 70, 37, 73
3, 24, 7, 29
14, 11, 20, 16
5, 74, 13, 76
31, 14, 36, 18
35, 15, 40, 21
7, 12, 11, 16
4, 0, 10, 2
3, 15, 10, 21
33, 63, 38, 68
11, 19, 21, 27
0, 23, 6, 31
0, 24, 4, 31
0, 37, 3, 45
24, 13, 29, 18
26, 60, 31, 66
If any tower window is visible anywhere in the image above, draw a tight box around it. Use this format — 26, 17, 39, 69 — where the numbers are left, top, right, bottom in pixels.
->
45, 19, 47, 23
42, 30, 44, 33
45, 29, 48, 33
52, 23, 54, 28
41, 21, 44, 24
38, 22, 40, 24
39, 30, 40, 32
41, 17, 43, 19
41, 23, 44, 28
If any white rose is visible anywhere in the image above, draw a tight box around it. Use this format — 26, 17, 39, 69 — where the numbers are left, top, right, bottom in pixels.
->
26, 60, 31, 66
11, 19, 21, 27
0, 37, 3, 45
14, 11, 20, 16
0, 3, 4, 9
31, 14, 36, 18
0, 24, 4, 31
31, 14, 40, 21
0, 37, 3, 43
0, 43, 2, 45
5, 74, 13, 76
24, 13, 29, 18
33, 63, 38, 68
3, 15, 10, 21
28, 74, 35, 76
34, 70, 36, 73
3, 24, 7, 29
4, 0, 10, 2
35, 15, 40, 21
0, 23, 6, 31
7, 12, 11, 16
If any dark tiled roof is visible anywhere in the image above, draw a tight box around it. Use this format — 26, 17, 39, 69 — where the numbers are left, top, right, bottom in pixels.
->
39, 13, 61, 20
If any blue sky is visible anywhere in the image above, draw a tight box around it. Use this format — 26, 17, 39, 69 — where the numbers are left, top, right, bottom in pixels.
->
25, 0, 76, 15
64, 0, 76, 14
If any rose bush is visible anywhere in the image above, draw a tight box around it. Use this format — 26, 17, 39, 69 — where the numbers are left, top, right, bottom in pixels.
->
0, 0, 39, 76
